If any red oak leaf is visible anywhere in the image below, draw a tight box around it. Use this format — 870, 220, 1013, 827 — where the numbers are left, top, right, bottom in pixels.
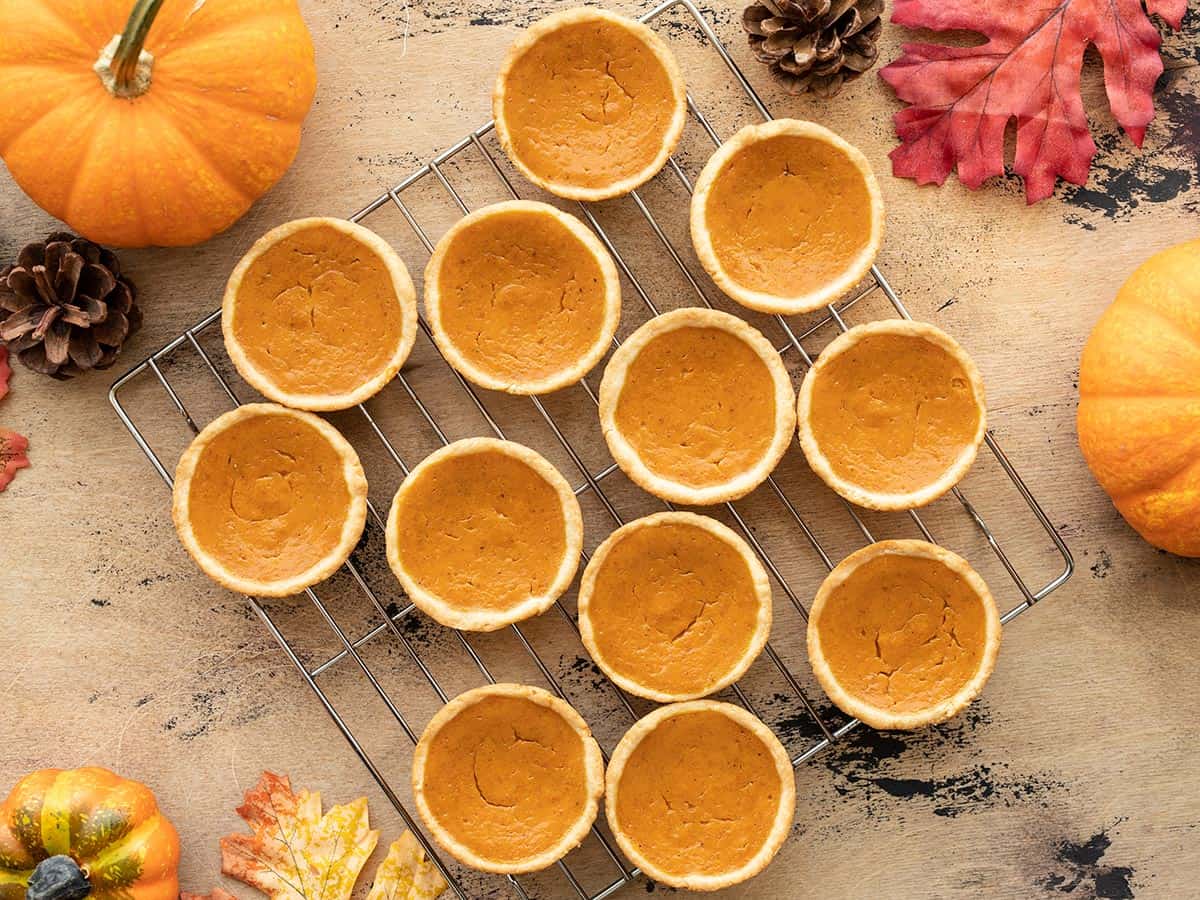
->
0, 427, 28, 491
0, 345, 10, 402
880, 0, 1188, 203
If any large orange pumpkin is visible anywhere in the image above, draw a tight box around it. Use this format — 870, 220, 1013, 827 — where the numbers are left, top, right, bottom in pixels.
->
0, 766, 179, 899
0, 0, 317, 248
1078, 237, 1200, 557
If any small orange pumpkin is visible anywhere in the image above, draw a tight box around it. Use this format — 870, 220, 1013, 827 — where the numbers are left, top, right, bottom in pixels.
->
0, 766, 180, 899
1078, 237, 1200, 557
0, 0, 317, 248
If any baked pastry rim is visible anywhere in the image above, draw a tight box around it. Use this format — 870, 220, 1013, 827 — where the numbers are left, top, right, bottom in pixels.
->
598, 306, 797, 506
689, 118, 885, 315
577, 510, 773, 702
796, 318, 987, 511
411, 682, 605, 874
424, 200, 622, 395
222, 216, 418, 412
385, 437, 584, 632
806, 539, 1002, 730
491, 6, 688, 202
171, 402, 368, 598
604, 699, 796, 891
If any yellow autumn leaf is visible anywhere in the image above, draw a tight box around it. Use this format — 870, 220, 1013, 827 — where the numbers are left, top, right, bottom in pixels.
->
367, 831, 449, 900
220, 771, 380, 900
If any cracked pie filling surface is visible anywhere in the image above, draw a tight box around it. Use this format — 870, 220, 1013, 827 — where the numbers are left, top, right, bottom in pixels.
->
599, 307, 796, 505
385, 438, 583, 632
492, 7, 687, 200
807, 540, 1002, 730
412, 683, 604, 874
578, 512, 772, 701
797, 319, 987, 510
171, 403, 368, 597
690, 119, 884, 314
606, 701, 796, 890
222, 217, 417, 410
425, 201, 621, 394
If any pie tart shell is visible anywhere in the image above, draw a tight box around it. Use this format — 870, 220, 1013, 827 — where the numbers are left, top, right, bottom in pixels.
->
796, 319, 987, 511
492, 7, 688, 201
424, 200, 621, 394
578, 511, 772, 702
411, 683, 605, 874
605, 700, 796, 891
385, 438, 584, 632
690, 119, 884, 315
598, 307, 796, 505
171, 403, 368, 598
807, 540, 1002, 730
222, 217, 418, 411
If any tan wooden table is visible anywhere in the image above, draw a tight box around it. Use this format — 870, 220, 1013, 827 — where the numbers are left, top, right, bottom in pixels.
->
2, 2, 1198, 897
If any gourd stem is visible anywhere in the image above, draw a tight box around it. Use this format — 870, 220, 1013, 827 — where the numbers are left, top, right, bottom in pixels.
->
113, 0, 166, 94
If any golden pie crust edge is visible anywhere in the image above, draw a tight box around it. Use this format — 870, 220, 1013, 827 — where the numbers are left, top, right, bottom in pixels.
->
171, 403, 368, 598
796, 319, 987, 511
604, 700, 796, 891
578, 511, 773, 702
689, 119, 885, 315
385, 437, 584, 632
491, 7, 688, 202
222, 217, 418, 412
411, 682, 605, 874
425, 200, 622, 394
598, 307, 797, 505
807, 539, 1002, 730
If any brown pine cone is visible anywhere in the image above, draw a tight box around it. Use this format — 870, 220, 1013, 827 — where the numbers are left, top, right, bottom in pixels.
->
743, 0, 884, 98
0, 233, 142, 380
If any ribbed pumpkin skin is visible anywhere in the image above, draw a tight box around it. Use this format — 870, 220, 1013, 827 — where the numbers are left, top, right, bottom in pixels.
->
0, 0, 317, 248
1078, 237, 1200, 557
0, 767, 180, 899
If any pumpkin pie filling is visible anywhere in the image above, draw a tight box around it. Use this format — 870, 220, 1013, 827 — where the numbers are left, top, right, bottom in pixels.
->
580, 514, 770, 700
387, 440, 581, 630
609, 705, 792, 886
414, 684, 603, 873
225, 220, 413, 404
613, 325, 778, 490
494, 9, 685, 197
706, 133, 873, 298
427, 203, 618, 392
806, 330, 983, 496
177, 406, 363, 592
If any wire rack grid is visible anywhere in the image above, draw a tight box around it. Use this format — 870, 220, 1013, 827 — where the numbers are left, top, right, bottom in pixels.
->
109, 2, 1074, 897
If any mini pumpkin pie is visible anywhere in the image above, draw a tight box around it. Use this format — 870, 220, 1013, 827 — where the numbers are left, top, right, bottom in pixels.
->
808, 540, 1002, 730
172, 403, 368, 597
425, 200, 621, 394
578, 512, 772, 701
386, 438, 583, 631
223, 217, 418, 411
606, 700, 795, 891
797, 319, 987, 510
492, 7, 687, 201
691, 119, 884, 315
412, 683, 604, 874
599, 308, 796, 505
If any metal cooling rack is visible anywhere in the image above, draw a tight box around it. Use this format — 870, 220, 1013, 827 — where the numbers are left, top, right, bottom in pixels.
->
110, 1, 1074, 897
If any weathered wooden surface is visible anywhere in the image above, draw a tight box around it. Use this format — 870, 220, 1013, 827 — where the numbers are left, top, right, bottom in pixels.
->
2, 2, 1198, 897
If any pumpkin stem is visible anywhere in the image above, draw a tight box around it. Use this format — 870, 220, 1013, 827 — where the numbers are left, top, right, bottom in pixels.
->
94, 0, 165, 98
26, 855, 92, 900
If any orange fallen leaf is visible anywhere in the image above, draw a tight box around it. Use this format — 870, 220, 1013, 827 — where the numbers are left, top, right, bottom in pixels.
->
0, 427, 28, 492
220, 772, 379, 900
367, 831, 448, 900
